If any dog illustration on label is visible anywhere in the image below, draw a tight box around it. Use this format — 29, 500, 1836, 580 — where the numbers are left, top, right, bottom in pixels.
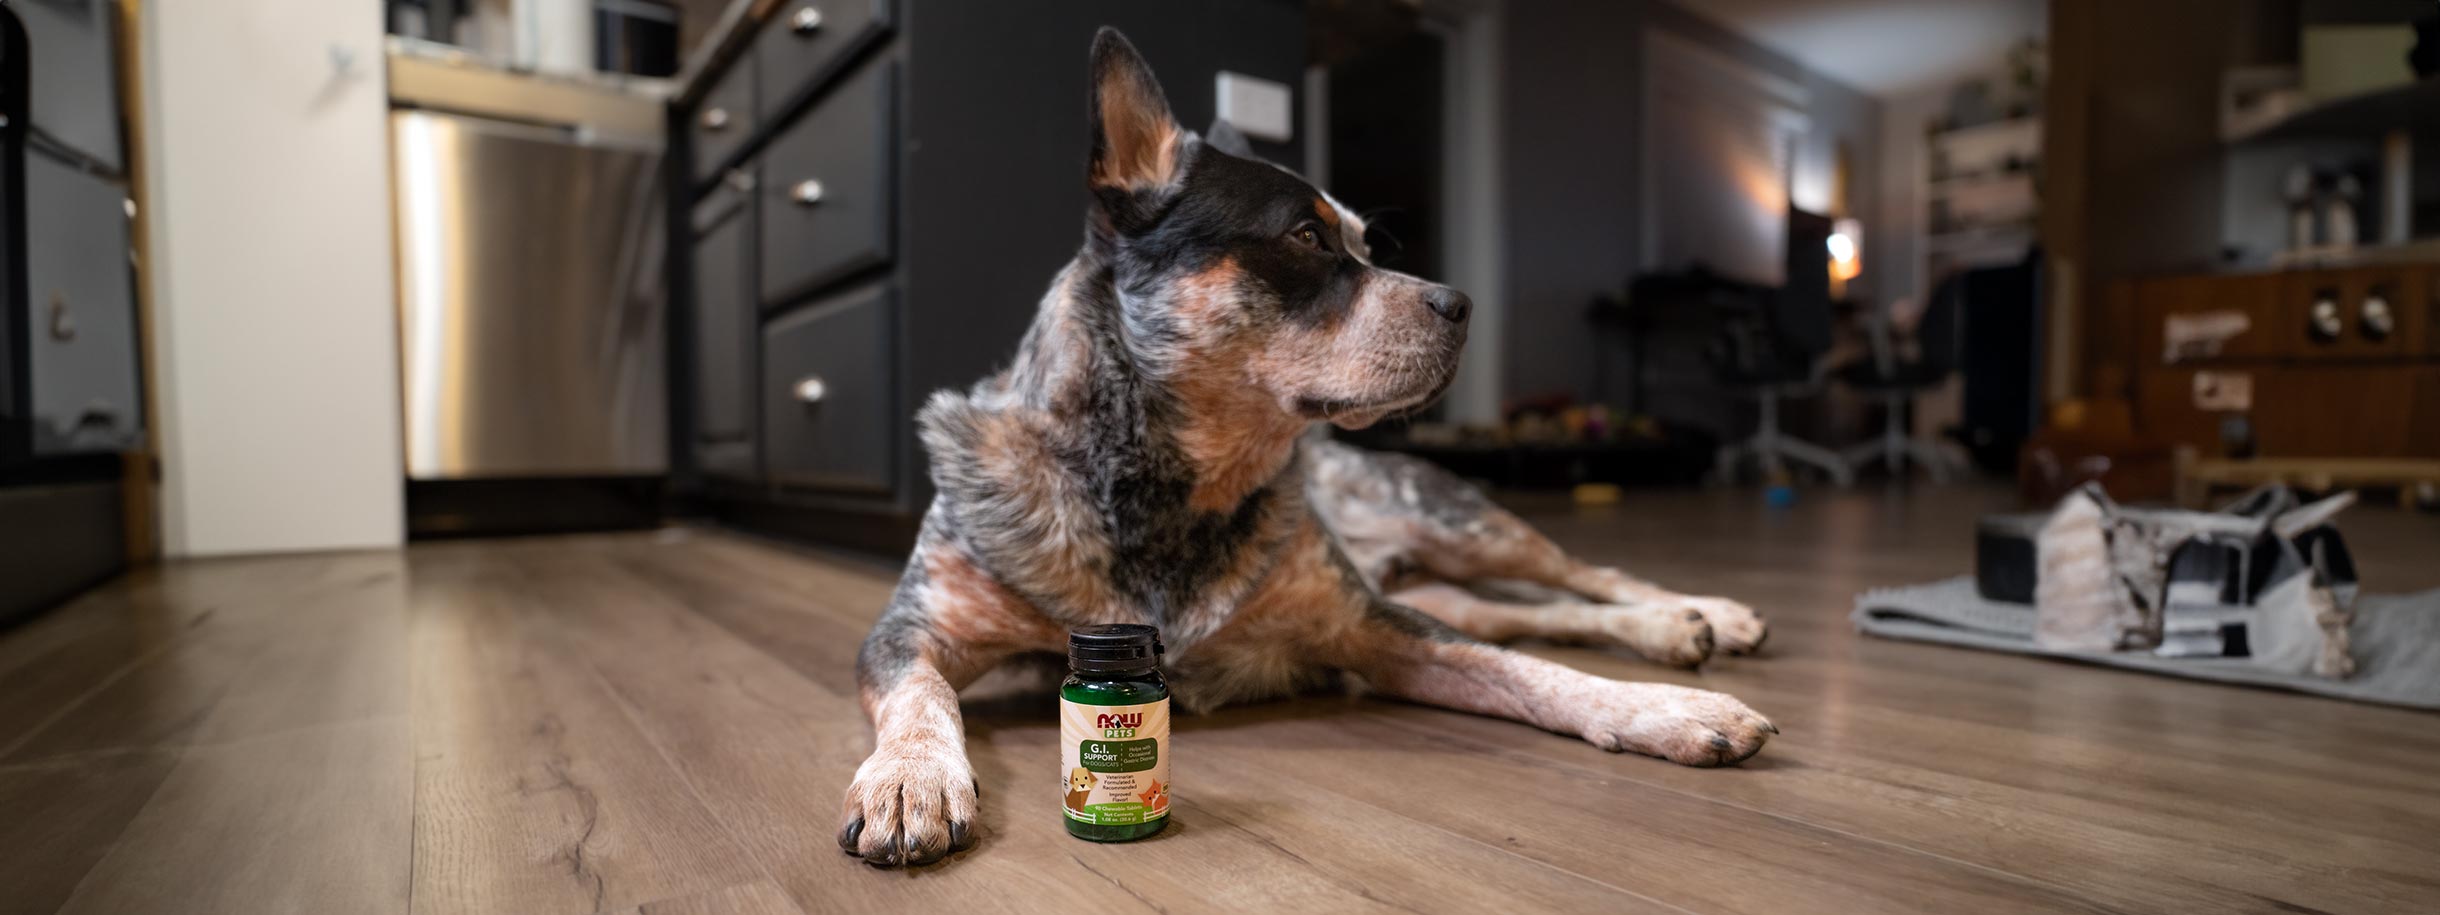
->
1064, 767, 1098, 813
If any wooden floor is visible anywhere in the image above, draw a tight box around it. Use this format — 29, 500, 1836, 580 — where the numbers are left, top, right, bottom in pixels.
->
3, 484, 2437, 915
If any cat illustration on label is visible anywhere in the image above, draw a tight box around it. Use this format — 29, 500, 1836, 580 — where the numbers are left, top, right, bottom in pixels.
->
1064, 767, 1098, 814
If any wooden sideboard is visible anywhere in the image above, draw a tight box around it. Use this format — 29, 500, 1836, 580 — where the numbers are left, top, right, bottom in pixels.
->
2126, 263, 2440, 460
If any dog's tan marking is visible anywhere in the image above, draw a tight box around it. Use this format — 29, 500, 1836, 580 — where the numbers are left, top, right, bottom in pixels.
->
1092, 68, 1181, 191
1163, 259, 1316, 513
918, 545, 1069, 667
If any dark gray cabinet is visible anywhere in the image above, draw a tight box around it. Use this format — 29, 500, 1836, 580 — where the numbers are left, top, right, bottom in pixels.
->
670, 0, 1306, 552
762, 283, 894, 492
690, 55, 755, 183
689, 185, 754, 478
757, 62, 894, 306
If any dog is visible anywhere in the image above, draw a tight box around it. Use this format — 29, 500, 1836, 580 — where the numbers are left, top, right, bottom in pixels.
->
838, 28, 1774, 868
1063, 767, 1098, 814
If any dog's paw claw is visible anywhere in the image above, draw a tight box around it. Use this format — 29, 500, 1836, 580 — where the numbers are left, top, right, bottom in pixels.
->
840, 748, 979, 867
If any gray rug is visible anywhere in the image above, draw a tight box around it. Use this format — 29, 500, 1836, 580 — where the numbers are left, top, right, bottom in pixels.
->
1853, 578, 2440, 711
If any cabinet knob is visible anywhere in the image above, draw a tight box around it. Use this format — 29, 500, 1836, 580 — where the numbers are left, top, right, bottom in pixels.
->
2360, 292, 2394, 342
789, 179, 825, 206
47, 291, 74, 342
723, 169, 757, 193
2306, 293, 2343, 342
793, 375, 828, 403
700, 107, 731, 131
791, 6, 824, 34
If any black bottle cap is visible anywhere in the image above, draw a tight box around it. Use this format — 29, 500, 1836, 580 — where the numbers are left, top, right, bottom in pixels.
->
1068, 624, 1164, 673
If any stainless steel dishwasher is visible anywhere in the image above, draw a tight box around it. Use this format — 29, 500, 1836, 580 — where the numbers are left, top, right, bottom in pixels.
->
388, 47, 669, 533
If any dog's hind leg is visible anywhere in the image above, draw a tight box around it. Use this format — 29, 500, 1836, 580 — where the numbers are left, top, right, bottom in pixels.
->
841, 541, 1064, 867
1387, 582, 1717, 668
1322, 599, 1776, 766
1307, 441, 1766, 653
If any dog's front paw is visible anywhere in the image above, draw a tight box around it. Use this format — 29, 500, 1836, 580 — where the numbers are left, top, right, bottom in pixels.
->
1684, 596, 1767, 654
1579, 682, 1775, 766
839, 743, 979, 867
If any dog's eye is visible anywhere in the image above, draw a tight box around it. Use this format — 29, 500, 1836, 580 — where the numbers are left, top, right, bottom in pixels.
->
1289, 223, 1325, 251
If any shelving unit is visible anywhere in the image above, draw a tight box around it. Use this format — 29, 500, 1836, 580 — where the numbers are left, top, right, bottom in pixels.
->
1922, 116, 2042, 286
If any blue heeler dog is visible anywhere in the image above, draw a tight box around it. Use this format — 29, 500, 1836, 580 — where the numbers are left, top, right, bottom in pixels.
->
840, 28, 1774, 867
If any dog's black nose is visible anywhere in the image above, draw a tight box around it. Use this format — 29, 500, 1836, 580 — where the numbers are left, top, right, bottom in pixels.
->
1425, 288, 1471, 323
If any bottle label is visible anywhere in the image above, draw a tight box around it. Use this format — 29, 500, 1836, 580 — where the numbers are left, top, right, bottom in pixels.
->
1059, 697, 1170, 826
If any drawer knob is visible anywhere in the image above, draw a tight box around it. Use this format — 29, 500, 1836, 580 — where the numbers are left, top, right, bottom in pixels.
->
2360, 293, 2394, 342
47, 291, 75, 342
790, 179, 826, 206
791, 6, 824, 34
2306, 294, 2343, 343
793, 375, 828, 403
701, 107, 732, 131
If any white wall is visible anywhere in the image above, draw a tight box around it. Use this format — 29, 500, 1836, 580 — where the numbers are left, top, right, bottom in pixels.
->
141, 1, 404, 556
1875, 88, 1947, 311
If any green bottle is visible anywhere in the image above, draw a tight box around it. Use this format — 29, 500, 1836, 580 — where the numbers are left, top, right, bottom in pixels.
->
1060, 624, 1170, 842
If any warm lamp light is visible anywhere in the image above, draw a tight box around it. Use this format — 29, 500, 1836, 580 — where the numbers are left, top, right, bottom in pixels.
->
1827, 217, 1863, 283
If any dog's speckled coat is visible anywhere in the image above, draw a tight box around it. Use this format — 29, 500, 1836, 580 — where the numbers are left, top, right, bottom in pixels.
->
838, 29, 1773, 868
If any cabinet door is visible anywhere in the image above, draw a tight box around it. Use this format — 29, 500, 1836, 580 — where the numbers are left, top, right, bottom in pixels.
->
762, 283, 894, 493
691, 54, 756, 184
759, 62, 895, 306
691, 208, 755, 477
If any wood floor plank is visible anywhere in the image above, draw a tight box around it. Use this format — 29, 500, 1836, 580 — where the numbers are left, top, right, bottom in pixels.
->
1182, 703, 2108, 915
0, 750, 181, 915
52, 717, 413, 915
407, 554, 766, 915
613, 880, 807, 915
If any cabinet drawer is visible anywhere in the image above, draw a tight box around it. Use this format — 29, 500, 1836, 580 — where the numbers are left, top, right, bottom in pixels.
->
690, 55, 755, 183
759, 61, 895, 305
762, 284, 896, 493
691, 212, 755, 469
2282, 267, 2429, 360
753, 0, 894, 123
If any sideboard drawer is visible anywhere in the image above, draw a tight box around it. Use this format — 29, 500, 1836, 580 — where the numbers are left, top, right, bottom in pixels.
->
762, 283, 895, 493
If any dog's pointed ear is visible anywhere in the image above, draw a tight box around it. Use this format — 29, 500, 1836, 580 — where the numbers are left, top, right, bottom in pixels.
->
1205, 118, 1254, 158
1087, 28, 1184, 196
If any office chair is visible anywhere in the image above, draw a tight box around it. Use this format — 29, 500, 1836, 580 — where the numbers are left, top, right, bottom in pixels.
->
1707, 209, 1853, 487
1839, 273, 1968, 481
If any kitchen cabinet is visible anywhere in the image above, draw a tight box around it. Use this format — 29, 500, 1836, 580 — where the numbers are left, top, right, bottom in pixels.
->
669, 0, 1306, 552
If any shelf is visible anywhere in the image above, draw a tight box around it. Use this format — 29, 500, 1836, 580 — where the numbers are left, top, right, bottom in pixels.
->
2224, 77, 2440, 145
1929, 170, 2035, 191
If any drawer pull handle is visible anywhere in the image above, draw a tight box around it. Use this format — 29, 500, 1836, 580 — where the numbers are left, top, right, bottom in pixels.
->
2306, 294, 2343, 343
791, 6, 824, 34
701, 107, 732, 131
2360, 293, 2394, 342
793, 376, 828, 403
48, 291, 75, 342
790, 179, 826, 206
